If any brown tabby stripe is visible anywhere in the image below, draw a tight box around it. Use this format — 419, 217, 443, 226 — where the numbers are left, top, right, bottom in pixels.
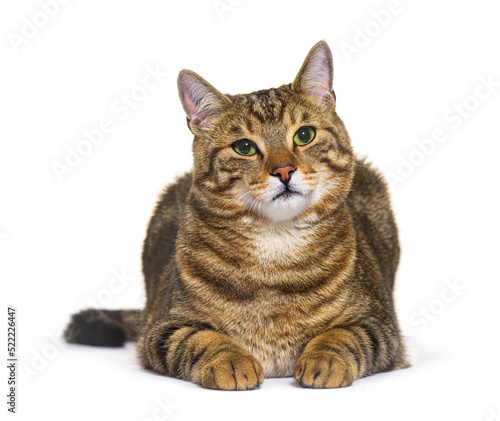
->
243, 117, 253, 132
342, 320, 398, 374
250, 108, 266, 124
211, 176, 242, 193
146, 325, 205, 374
197, 146, 225, 182
320, 157, 351, 173
183, 259, 256, 302
289, 105, 297, 125
228, 125, 242, 135
325, 127, 352, 155
144, 323, 263, 389
276, 97, 286, 122
294, 326, 378, 387
308, 330, 364, 376
168, 327, 203, 376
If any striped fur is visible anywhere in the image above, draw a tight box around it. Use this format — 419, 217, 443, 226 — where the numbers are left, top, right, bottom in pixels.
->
65, 41, 409, 390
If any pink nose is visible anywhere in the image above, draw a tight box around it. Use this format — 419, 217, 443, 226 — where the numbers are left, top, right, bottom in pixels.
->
272, 166, 295, 182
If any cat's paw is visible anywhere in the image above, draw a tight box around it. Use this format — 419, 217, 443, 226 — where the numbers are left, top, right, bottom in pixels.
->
294, 352, 355, 388
201, 353, 264, 390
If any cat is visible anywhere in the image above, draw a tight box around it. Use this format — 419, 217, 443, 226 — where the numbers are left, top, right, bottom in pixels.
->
64, 41, 409, 390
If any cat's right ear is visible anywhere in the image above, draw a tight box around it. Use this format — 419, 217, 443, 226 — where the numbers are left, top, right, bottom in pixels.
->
177, 70, 229, 134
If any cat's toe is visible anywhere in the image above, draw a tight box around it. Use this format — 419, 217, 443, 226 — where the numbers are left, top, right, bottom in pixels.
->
294, 352, 354, 388
201, 353, 264, 391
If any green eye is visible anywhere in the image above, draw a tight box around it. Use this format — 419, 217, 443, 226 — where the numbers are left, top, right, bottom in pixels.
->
233, 139, 257, 156
293, 126, 316, 146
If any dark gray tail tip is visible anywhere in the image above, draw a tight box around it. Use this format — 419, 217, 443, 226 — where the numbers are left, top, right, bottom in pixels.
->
64, 309, 126, 348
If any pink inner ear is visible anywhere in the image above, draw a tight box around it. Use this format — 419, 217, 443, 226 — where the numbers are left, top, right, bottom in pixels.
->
179, 76, 216, 126
298, 45, 334, 102
183, 93, 202, 122
304, 52, 332, 98
180, 81, 205, 122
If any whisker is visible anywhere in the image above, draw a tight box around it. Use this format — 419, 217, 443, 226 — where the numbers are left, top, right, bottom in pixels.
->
250, 198, 258, 214
236, 191, 252, 202
187, 184, 208, 206
215, 190, 254, 217
215, 198, 235, 216
317, 185, 340, 204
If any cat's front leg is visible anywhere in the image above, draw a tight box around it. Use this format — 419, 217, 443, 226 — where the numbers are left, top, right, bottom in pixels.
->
140, 324, 264, 390
294, 323, 404, 388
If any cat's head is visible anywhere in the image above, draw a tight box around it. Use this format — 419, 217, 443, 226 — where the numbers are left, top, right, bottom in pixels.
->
177, 41, 354, 223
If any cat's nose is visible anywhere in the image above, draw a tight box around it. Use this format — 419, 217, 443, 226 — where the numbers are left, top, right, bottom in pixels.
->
272, 166, 295, 184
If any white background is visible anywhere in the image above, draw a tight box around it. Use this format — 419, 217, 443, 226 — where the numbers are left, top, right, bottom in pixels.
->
1, 0, 500, 420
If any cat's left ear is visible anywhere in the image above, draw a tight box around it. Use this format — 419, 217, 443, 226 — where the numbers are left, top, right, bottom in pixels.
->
292, 41, 335, 105
177, 70, 230, 134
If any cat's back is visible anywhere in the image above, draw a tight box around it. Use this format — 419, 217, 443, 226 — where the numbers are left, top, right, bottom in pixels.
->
142, 172, 192, 303
347, 158, 400, 288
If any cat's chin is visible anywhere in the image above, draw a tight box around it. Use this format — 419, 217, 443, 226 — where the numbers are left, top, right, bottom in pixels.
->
259, 192, 314, 223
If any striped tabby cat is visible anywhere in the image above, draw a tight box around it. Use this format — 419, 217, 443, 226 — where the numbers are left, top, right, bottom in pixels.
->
65, 41, 409, 390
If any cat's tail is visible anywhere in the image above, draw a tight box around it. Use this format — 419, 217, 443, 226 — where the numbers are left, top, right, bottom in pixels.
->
64, 309, 143, 347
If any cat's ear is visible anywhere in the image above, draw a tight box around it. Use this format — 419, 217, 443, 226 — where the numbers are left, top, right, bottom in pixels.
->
177, 70, 230, 133
292, 41, 335, 105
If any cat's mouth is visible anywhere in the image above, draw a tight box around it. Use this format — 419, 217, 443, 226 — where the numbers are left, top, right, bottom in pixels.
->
251, 184, 314, 222
272, 188, 300, 201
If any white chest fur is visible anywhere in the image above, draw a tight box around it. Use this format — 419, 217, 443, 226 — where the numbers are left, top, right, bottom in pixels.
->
251, 221, 316, 266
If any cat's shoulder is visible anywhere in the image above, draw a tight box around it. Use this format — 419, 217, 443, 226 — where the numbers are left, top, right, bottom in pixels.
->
349, 156, 390, 200
157, 172, 193, 208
